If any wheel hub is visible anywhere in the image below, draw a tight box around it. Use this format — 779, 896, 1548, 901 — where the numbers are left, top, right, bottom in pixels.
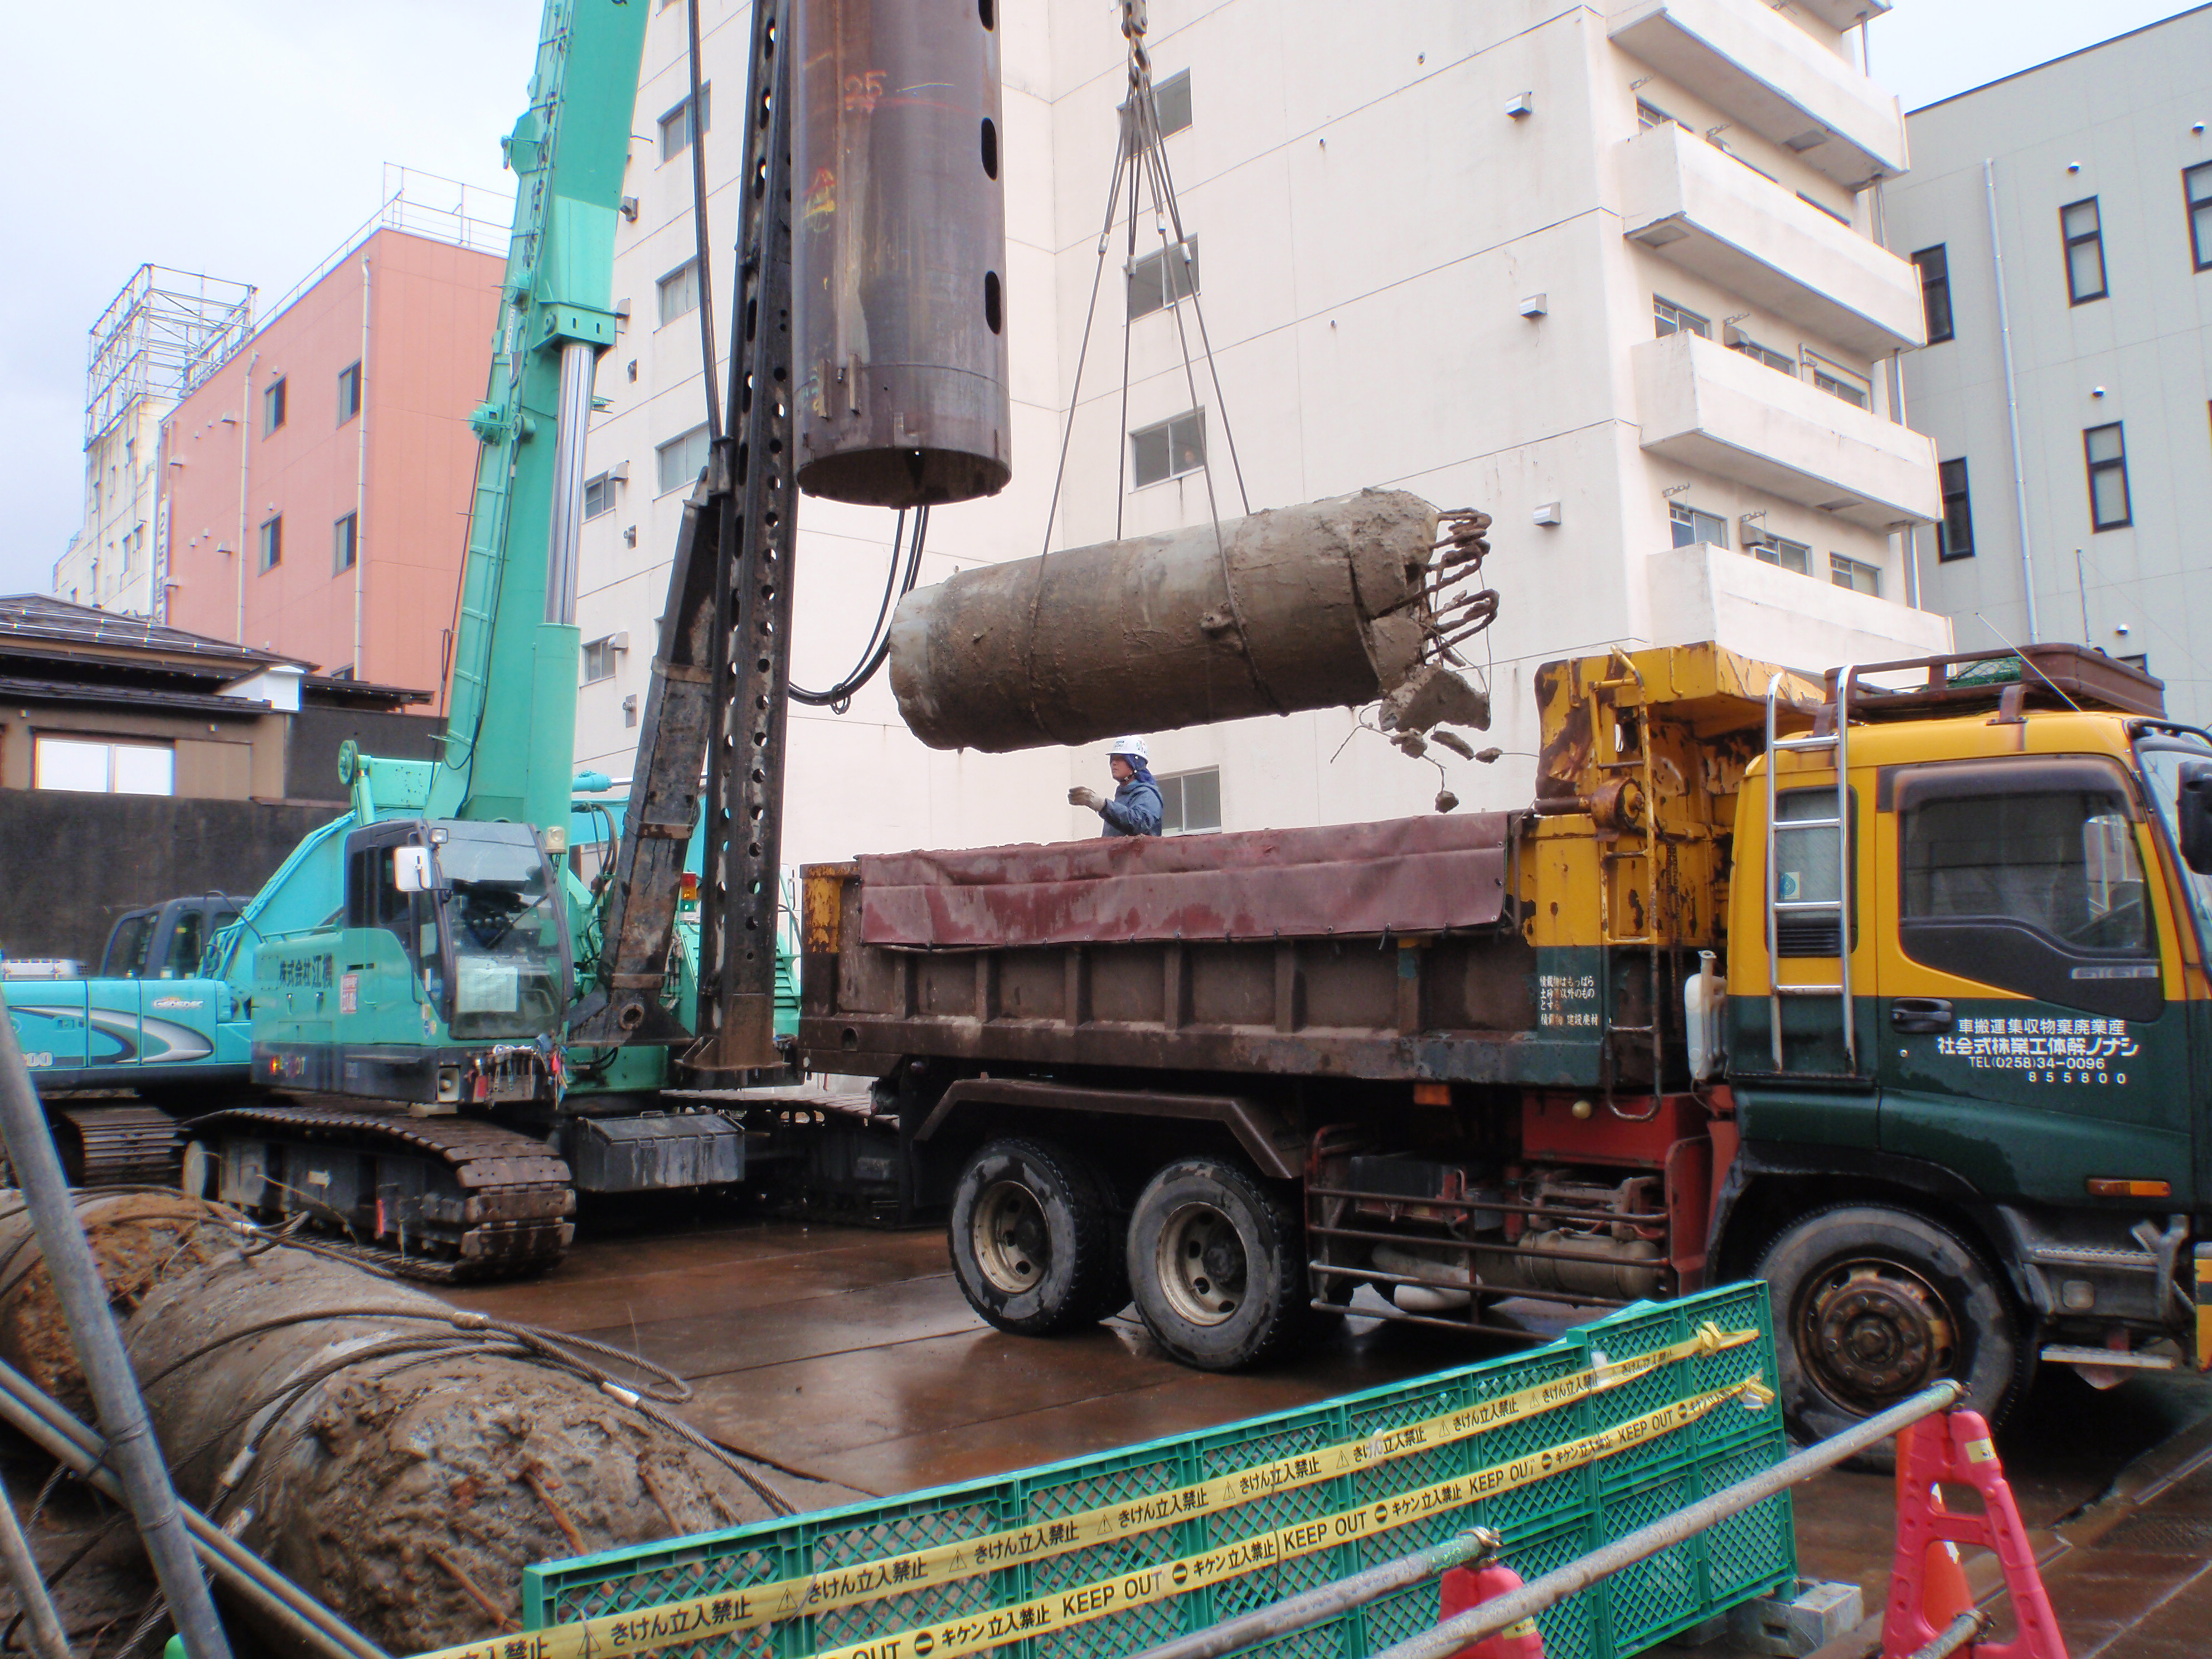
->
972, 1179, 1049, 1295
1157, 1201, 1247, 1326
1801, 1260, 1955, 1404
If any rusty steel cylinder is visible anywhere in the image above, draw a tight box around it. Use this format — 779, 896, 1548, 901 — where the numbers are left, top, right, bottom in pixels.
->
0, 1197, 780, 1654
889, 488, 1448, 751
793, 0, 1011, 506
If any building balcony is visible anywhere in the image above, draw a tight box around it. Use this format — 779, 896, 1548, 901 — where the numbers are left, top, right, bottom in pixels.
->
1618, 122, 1924, 356
1632, 332, 1939, 530
1645, 540, 1951, 671
1791, 0, 1891, 31
1608, 0, 1907, 189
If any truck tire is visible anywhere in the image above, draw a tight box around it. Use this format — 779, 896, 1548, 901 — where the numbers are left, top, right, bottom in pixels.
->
1757, 1204, 2028, 1445
948, 1138, 1125, 1336
1128, 1157, 1308, 1371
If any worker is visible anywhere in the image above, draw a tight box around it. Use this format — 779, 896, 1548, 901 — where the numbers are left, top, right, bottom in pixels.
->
1069, 736, 1163, 837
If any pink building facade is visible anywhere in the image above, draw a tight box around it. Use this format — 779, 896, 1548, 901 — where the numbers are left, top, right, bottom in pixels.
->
161, 228, 501, 705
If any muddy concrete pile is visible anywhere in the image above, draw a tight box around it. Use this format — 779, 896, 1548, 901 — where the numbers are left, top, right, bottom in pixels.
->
888, 487, 1493, 751
0, 1195, 780, 1653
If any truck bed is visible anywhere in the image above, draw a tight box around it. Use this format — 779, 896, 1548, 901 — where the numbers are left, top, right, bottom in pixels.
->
799, 812, 1607, 1088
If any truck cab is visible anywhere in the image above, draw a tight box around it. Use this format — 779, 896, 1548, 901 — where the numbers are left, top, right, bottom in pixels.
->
252, 818, 573, 1109
1720, 650, 2212, 1439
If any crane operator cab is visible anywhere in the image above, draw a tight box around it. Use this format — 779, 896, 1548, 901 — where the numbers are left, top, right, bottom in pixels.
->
251, 819, 573, 1112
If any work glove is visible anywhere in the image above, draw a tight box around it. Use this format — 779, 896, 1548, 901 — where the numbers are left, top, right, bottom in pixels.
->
1068, 786, 1104, 812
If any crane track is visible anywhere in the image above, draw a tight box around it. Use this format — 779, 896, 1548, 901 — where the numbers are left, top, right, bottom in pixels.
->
56, 1105, 184, 1187
182, 1100, 574, 1283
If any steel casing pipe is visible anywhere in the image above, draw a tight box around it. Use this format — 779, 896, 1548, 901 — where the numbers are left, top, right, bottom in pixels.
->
889, 488, 1449, 751
793, 0, 1011, 506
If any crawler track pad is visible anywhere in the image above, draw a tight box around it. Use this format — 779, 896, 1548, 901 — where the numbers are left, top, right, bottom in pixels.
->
183, 1100, 574, 1282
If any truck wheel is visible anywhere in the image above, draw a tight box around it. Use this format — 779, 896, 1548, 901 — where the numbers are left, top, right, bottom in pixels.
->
948, 1138, 1124, 1336
1128, 1157, 1308, 1371
1757, 1204, 2027, 1444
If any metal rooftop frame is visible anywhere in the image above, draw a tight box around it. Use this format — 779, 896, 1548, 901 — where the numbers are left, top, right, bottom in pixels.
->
83, 266, 256, 449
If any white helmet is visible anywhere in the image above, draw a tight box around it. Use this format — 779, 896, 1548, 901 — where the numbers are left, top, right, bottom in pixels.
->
1108, 735, 1150, 764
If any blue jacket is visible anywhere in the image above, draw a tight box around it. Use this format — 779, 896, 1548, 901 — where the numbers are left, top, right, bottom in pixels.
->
1100, 775, 1163, 837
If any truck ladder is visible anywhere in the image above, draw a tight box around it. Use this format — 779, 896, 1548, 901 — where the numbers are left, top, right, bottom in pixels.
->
1585, 651, 1667, 1098
1764, 667, 1855, 1073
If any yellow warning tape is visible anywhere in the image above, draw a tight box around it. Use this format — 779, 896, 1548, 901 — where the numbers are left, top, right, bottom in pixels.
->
419, 1324, 1758, 1659
802, 1375, 1769, 1659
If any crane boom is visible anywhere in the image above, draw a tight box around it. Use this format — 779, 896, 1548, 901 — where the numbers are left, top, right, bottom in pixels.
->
428, 0, 649, 836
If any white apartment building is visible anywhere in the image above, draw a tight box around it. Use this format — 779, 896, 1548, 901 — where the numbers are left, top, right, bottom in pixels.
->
1884, 6, 2212, 726
576, 0, 1948, 869
56, 403, 167, 617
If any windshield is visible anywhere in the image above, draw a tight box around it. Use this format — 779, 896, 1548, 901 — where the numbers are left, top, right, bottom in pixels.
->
434, 828, 568, 1040
2136, 739, 2212, 961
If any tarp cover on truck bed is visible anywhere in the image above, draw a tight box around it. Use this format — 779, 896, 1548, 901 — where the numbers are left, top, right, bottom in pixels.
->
858, 811, 1514, 949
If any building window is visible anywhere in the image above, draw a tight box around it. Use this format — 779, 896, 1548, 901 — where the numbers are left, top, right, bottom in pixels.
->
1807, 353, 1870, 409
263, 377, 287, 434
1669, 502, 1728, 549
658, 86, 709, 161
1749, 535, 1810, 574
1937, 459, 1975, 561
2084, 423, 2131, 530
656, 424, 711, 495
1729, 336, 1796, 375
333, 512, 357, 573
1653, 297, 1710, 338
1158, 767, 1222, 835
582, 636, 620, 684
1829, 552, 1881, 595
2186, 164, 2212, 272
1128, 236, 1199, 319
33, 735, 174, 796
1152, 69, 1192, 136
584, 473, 615, 519
337, 361, 361, 425
657, 259, 700, 326
1911, 246, 1953, 343
1131, 410, 1205, 488
2062, 197, 2108, 304
258, 515, 282, 573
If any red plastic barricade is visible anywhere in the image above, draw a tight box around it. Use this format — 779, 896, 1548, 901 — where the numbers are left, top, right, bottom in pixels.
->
1883, 1412, 2066, 1659
1438, 1560, 1548, 1659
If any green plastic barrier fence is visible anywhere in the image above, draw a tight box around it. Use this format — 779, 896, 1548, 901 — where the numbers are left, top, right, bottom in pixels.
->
447, 1281, 1790, 1659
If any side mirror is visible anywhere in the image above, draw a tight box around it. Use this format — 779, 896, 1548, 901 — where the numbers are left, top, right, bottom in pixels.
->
2180, 763, 2212, 875
392, 846, 438, 894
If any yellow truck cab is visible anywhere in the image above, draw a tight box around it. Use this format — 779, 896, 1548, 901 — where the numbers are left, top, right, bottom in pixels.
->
1721, 648, 2212, 1440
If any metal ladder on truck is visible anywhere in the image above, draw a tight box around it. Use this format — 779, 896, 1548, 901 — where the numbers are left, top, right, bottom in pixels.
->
1763, 667, 1856, 1075
1585, 651, 1668, 1101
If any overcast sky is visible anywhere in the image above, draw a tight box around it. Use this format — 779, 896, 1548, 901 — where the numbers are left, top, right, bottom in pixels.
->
2, 0, 2203, 599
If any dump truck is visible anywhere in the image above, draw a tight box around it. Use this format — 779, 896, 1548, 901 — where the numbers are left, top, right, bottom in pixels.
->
797, 639, 2212, 1440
